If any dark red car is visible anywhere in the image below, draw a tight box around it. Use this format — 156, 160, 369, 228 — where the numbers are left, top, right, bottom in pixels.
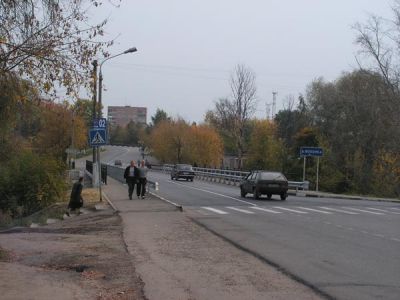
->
240, 171, 288, 200
171, 164, 195, 181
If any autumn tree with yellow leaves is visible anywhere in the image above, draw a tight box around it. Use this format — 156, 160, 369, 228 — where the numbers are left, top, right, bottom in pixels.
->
245, 120, 283, 171
148, 119, 223, 167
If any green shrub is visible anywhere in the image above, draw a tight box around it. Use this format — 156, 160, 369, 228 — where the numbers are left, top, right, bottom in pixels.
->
0, 151, 66, 217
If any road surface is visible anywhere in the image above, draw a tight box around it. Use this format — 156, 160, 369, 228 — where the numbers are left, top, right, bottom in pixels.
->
100, 146, 400, 300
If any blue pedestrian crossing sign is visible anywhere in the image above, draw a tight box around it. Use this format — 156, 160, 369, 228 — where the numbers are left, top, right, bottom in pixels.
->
89, 128, 107, 146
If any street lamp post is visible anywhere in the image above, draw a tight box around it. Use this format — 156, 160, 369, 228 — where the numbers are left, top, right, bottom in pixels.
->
92, 60, 98, 164
98, 47, 137, 117
96, 47, 137, 201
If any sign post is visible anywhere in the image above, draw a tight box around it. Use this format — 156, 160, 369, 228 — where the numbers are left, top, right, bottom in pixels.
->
300, 147, 323, 191
316, 157, 320, 192
89, 118, 107, 201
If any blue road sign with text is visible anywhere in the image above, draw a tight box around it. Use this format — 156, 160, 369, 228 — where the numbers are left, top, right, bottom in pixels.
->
93, 118, 107, 128
89, 128, 107, 146
300, 147, 323, 157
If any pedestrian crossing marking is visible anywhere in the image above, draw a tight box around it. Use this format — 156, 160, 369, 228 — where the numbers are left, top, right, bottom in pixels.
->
226, 207, 254, 214
273, 206, 308, 214
251, 207, 282, 214
195, 206, 400, 216
389, 207, 400, 211
319, 207, 359, 215
343, 207, 384, 215
202, 207, 228, 214
296, 207, 332, 214
367, 207, 400, 214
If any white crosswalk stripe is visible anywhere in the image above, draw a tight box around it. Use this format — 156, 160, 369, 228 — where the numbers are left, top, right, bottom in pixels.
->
202, 207, 228, 214
343, 207, 384, 215
367, 207, 400, 214
389, 207, 400, 211
319, 207, 359, 215
251, 207, 282, 214
198, 206, 400, 216
226, 207, 255, 214
273, 206, 308, 214
296, 207, 332, 214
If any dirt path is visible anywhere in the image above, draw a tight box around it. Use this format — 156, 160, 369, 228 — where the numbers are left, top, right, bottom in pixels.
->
0, 209, 145, 300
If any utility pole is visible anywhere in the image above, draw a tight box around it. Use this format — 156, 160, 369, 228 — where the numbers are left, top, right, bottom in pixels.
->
97, 64, 104, 202
92, 60, 98, 164
272, 91, 277, 118
265, 102, 271, 120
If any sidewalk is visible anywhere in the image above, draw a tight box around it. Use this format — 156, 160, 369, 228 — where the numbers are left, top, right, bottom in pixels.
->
103, 177, 322, 300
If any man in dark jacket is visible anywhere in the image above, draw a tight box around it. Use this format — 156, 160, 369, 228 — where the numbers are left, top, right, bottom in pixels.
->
124, 160, 138, 200
67, 176, 84, 215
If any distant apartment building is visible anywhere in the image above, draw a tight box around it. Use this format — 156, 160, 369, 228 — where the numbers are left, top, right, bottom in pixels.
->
107, 106, 147, 127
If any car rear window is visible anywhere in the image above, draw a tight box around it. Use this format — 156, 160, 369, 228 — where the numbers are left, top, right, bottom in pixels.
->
177, 165, 193, 171
260, 172, 286, 180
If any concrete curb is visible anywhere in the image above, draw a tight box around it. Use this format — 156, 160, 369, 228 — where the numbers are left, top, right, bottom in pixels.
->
149, 191, 183, 212
102, 192, 119, 212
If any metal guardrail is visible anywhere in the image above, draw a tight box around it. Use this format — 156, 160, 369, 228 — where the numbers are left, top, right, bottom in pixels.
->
152, 164, 309, 190
106, 164, 159, 191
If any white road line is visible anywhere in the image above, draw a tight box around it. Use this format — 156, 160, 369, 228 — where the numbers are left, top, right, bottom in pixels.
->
373, 233, 385, 238
296, 207, 332, 214
390, 238, 400, 242
202, 207, 229, 214
226, 207, 255, 214
251, 207, 282, 214
389, 207, 400, 211
319, 207, 359, 215
273, 206, 308, 214
106, 147, 131, 164
168, 180, 257, 206
344, 207, 384, 215
367, 207, 400, 214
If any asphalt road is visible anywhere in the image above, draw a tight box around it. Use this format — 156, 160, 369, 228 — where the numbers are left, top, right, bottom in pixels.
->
101, 146, 400, 300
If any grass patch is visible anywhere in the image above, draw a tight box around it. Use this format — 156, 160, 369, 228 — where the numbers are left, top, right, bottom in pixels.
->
0, 187, 103, 230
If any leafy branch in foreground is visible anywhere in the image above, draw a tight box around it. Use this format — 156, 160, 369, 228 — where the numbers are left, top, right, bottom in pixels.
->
0, 0, 119, 96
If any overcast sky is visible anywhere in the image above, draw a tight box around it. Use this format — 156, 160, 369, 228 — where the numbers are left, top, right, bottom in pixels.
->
92, 0, 393, 123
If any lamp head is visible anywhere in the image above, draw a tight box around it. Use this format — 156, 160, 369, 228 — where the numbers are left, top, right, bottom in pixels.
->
124, 47, 137, 54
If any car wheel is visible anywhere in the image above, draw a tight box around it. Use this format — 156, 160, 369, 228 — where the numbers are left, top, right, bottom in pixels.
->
280, 193, 287, 201
253, 188, 260, 200
171, 176, 174, 180
267, 193, 272, 200
240, 187, 246, 198
190, 178, 194, 182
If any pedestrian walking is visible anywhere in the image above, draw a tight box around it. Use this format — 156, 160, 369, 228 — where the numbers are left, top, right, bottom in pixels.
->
67, 176, 84, 215
124, 160, 138, 200
136, 160, 148, 199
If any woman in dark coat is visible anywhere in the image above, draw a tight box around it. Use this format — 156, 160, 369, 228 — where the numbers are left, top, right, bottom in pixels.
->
68, 177, 84, 213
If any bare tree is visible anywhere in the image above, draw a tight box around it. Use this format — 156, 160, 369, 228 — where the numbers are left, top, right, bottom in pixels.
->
230, 64, 257, 168
206, 64, 257, 169
353, 1, 400, 96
